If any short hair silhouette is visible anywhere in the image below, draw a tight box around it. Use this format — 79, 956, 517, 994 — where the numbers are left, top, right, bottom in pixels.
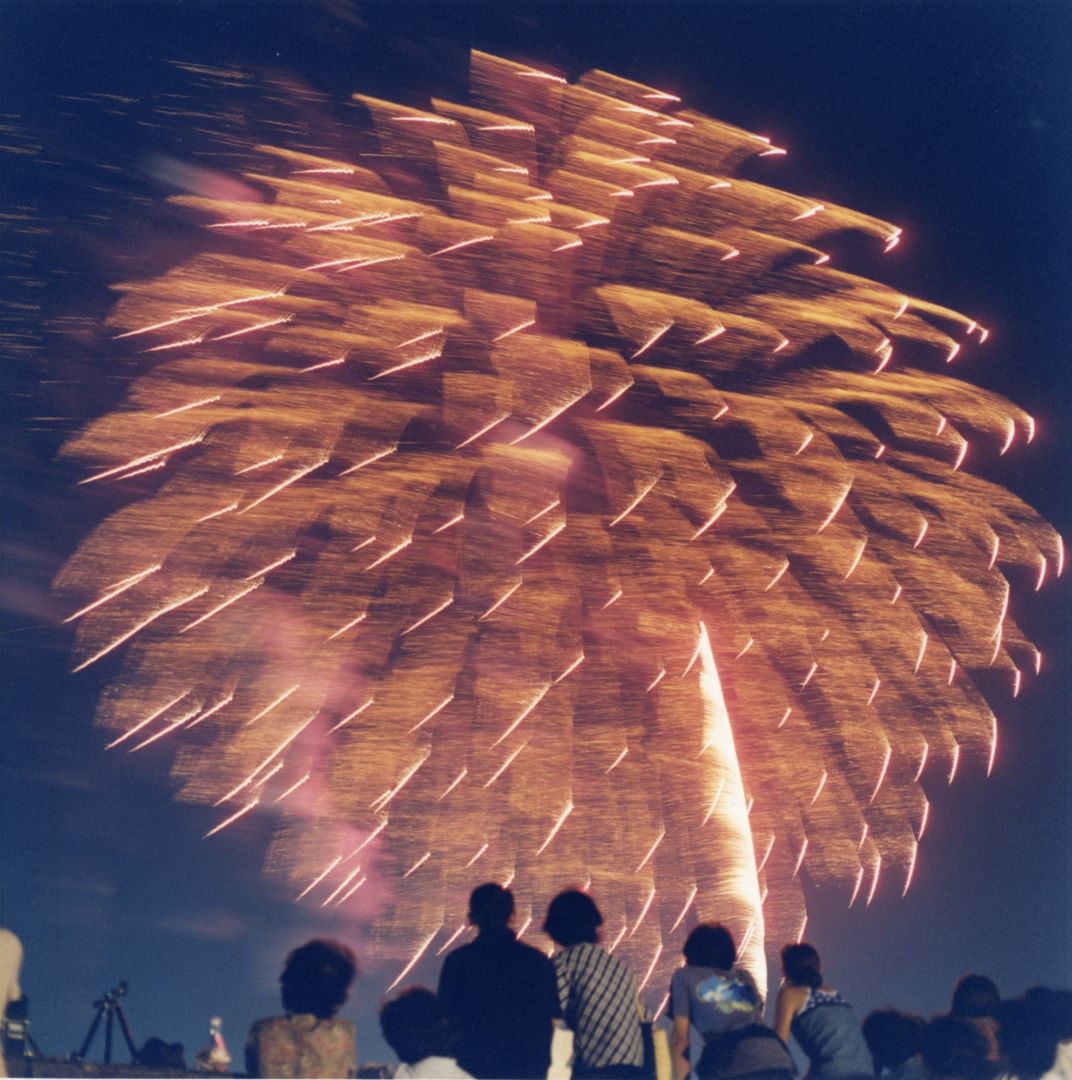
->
1024, 986, 1072, 1040
996, 989, 1072, 1078
920, 1015, 993, 1079
682, 923, 736, 969
544, 890, 603, 947
380, 987, 447, 1065
468, 882, 514, 930
280, 939, 357, 1018
861, 1008, 925, 1073
781, 943, 823, 989
952, 974, 1001, 1018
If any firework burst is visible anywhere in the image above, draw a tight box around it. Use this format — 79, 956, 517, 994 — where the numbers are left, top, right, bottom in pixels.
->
55, 51, 1060, 997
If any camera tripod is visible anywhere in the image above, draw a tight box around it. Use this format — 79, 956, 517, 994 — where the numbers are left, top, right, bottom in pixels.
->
75, 981, 137, 1065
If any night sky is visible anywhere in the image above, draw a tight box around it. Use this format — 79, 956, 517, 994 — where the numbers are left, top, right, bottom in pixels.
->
2, 1, 1069, 1071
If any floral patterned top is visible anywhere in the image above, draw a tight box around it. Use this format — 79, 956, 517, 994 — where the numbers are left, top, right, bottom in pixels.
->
246, 1013, 357, 1078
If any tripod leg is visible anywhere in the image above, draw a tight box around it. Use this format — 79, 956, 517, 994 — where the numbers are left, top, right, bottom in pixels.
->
77, 1005, 105, 1060
104, 1006, 114, 1065
116, 1003, 138, 1062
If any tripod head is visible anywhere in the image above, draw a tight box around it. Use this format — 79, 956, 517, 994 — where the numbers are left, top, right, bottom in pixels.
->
92, 981, 128, 1010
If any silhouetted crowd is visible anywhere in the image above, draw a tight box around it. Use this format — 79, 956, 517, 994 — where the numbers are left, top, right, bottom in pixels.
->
3, 894, 1069, 1080
240, 884, 1070, 1080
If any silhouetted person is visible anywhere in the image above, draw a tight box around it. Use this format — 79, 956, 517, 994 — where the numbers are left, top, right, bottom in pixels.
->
996, 989, 1072, 1079
952, 974, 1001, 1064
1025, 987, 1072, 1076
380, 987, 470, 1079
774, 943, 873, 1079
246, 938, 358, 1078
543, 889, 645, 1079
861, 1008, 926, 1079
668, 923, 793, 1079
920, 1015, 997, 1080
0, 929, 23, 1080
437, 883, 560, 1079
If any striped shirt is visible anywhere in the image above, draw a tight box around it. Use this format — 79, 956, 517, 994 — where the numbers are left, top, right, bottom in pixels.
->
553, 942, 645, 1070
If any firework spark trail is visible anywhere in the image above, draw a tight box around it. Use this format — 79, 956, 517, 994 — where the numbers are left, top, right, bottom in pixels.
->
696, 622, 767, 995
54, 49, 1061, 994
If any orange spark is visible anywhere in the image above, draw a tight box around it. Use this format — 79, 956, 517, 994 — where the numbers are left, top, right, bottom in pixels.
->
438, 769, 468, 802
154, 395, 221, 419
455, 414, 509, 448
480, 580, 522, 621
212, 315, 292, 341
186, 690, 236, 730
492, 685, 550, 747
273, 773, 310, 804
817, 482, 852, 533
510, 392, 586, 444
764, 558, 790, 592
866, 856, 883, 905
635, 829, 666, 873
595, 378, 634, 411
328, 698, 374, 733
609, 476, 660, 527
430, 235, 495, 257
386, 930, 439, 993
948, 741, 961, 785
409, 694, 455, 733
370, 750, 431, 812
870, 743, 892, 803
217, 714, 315, 804
535, 800, 574, 857
204, 797, 259, 838
630, 886, 657, 938
402, 852, 431, 878
321, 864, 366, 906
756, 835, 776, 875
105, 690, 191, 750
245, 684, 301, 727
638, 943, 664, 992
325, 612, 367, 642
483, 740, 530, 789
691, 488, 735, 540
631, 321, 673, 359
436, 924, 469, 956
465, 843, 489, 869
810, 770, 828, 805
918, 799, 931, 840
334, 876, 368, 906
844, 540, 867, 580
79, 433, 205, 485
792, 838, 809, 878
73, 586, 209, 672
369, 345, 443, 381
130, 704, 203, 752
516, 519, 566, 564
401, 596, 454, 636
607, 921, 629, 955
236, 454, 284, 475
366, 537, 412, 570
239, 459, 328, 515
65, 563, 162, 623
350, 817, 388, 856
182, 580, 264, 632
848, 864, 866, 908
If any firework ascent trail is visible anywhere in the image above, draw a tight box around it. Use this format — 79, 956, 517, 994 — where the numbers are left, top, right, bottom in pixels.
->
55, 51, 1061, 999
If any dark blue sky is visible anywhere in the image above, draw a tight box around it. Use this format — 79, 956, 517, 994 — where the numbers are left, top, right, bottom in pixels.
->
2, 1, 1069, 1070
